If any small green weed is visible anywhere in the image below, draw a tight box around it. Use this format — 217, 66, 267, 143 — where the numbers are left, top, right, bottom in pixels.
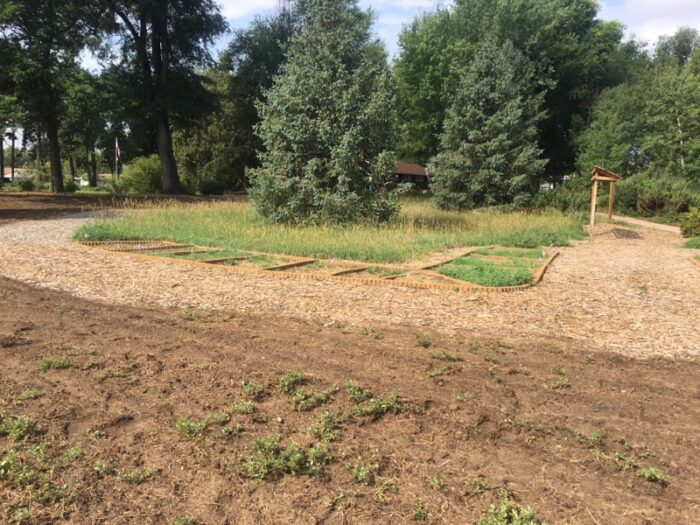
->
552, 364, 565, 375
292, 388, 337, 411
415, 333, 432, 348
229, 399, 254, 415
0, 415, 38, 442
312, 411, 342, 442
346, 382, 372, 404
37, 357, 72, 371
175, 417, 206, 439
172, 517, 197, 525
15, 388, 41, 402
119, 468, 154, 484
432, 351, 463, 362
640, 467, 667, 486
351, 392, 407, 421
63, 447, 82, 461
360, 326, 383, 339
552, 377, 571, 390
348, 451, 380, 485
93, 460, 116, 476
237, 434, 329, 480
278, 370, 307, 394
413, 497, 428, 521
205, 412, 231, 426
427, 366, 453, 378
430, 475, 444, 490
240, 380, 265, 400
10, 507, 32, 524
453, 392, 471, 402
477, 498, 543, 525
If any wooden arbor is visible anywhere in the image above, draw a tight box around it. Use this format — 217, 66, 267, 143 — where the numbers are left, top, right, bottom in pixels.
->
590, 166, 621, 225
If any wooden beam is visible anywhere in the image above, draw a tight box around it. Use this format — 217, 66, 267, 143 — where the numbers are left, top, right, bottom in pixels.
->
590, 180, 598, 225
608, 182, 616, 221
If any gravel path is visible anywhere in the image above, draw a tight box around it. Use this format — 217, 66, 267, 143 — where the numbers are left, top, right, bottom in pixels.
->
0, 215, 697, 359
0, 213, 93, 244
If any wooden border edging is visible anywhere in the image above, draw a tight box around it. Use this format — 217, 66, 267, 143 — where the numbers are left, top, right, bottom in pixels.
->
74, 243, 560, 294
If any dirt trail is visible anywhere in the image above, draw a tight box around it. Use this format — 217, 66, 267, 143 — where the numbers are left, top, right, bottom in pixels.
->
0, 213, 697, 359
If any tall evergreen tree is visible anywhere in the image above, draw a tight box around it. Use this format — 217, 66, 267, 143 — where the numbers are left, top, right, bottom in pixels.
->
248, 0, 397, 224
430, 41, 546, 210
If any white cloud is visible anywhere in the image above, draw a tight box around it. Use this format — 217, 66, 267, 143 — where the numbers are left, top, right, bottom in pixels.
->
599, 0, 700, 44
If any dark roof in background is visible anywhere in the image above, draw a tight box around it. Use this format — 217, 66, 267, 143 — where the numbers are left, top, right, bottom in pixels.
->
394, 161, 428, 177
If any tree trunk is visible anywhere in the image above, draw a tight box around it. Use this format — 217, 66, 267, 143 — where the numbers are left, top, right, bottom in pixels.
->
10, 127, 15, 182
46, 118, 64, 193
68, 151, 77, 182
0, 132, 4, 187
156, 111, 180, 193
89, 149, 97, 187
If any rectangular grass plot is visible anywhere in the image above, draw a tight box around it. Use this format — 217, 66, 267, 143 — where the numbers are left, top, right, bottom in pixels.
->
435, 247, 549, 287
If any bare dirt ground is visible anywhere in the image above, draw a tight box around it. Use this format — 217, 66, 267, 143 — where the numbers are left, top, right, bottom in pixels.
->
1, 195, 699, 524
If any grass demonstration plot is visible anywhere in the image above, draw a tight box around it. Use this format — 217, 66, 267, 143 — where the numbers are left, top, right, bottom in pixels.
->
76, 199, 584, 264
437, 247, 547, 287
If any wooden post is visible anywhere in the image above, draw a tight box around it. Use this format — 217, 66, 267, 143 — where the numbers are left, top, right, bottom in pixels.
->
590, 180, 598, 225
608, 182, 615, 221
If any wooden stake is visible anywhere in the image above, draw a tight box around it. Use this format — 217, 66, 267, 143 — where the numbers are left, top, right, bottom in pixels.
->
608, 182, 615, 221
590, 180, 598, 225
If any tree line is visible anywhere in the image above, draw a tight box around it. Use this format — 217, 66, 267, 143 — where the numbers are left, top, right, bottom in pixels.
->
1, 0, 698, 222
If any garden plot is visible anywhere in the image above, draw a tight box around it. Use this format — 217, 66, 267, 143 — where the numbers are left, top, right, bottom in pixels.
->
79, 241, 558, 291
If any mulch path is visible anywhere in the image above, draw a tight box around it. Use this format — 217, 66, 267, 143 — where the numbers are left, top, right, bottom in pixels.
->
0, 216, 697, 359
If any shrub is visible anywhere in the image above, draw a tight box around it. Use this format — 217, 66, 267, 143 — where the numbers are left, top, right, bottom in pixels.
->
118, 155, 162, 194
680, 207, 700, 237
64, 179, 78, 192
18, 179, 35, 192
198, 178, 226, 196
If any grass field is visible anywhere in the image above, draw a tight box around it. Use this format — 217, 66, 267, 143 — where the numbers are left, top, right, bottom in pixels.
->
76, 199, 585, 263
437, 247, 545, 287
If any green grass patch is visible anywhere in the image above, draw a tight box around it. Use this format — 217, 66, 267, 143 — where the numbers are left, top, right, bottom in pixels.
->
685, 236, 700, 249
438, 256, 534, 287
76, 199, 584, 263
473, 247, 543, 259
37, 357, 72, 371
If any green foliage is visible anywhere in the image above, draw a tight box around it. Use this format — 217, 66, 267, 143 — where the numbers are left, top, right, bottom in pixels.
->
238, 434, 330, 480
640, 467, 667, 486
277, 370, 307, 394
345, 382, 372, 404
0, 415, 38, 442
16, 388, 41, 402
575, 83, 647, 177
18, 179, 35, 192
175, 417, 206, 439
312, 411, 342, 442
172, 517, 197, 525
681, 208, 700, 237
348, 452, 380, 485
291, 388, 337, 412
394, 0, 639, 180
415, 333, 432, 348
229, 400, 253, 415
413, 497, 428, 521
248, 0, 399, 224
37, 357, 71, 371
477, 498, 544, 525
118, 468, 154, 484
430, 41, 546, 210
118, 155, 162, 194
239, 380, 265, 400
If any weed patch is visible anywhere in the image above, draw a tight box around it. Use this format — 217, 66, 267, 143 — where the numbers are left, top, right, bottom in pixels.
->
237, 434, 330, 480
477, 498, 543, 525
278, 370, 307, 394
37, 357, 71, 371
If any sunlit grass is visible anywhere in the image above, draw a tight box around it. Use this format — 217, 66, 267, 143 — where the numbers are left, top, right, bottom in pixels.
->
76, 198, 585, 263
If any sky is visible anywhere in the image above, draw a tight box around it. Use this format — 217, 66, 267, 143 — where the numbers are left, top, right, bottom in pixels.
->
219, 0, 700, 58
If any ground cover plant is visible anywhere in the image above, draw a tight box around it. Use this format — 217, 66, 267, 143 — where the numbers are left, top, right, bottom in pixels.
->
76, 199, 584, 263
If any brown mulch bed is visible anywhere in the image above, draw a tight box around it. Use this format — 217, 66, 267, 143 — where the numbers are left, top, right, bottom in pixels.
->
0, 277, 699, 524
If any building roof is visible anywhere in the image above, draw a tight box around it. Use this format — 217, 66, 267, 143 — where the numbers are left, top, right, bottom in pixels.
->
394, 161, 428, 177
